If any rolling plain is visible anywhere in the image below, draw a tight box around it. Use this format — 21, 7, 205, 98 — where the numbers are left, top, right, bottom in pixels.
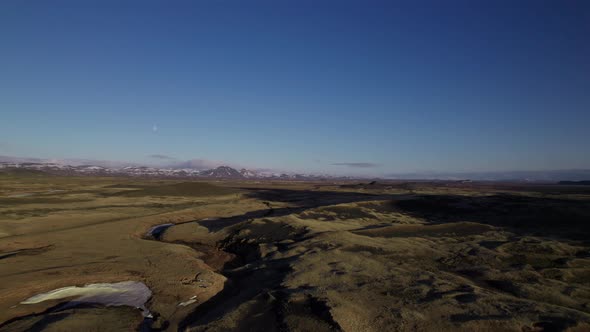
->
1, 169, 590, 331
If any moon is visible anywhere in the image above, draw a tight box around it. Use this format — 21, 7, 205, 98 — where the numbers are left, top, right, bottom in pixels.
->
152, 124, 158, 133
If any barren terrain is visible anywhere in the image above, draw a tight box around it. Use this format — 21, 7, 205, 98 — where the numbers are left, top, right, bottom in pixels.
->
1, 171, 590, 331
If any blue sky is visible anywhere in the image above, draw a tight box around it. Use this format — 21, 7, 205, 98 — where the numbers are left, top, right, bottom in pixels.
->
1, 1, 589, 176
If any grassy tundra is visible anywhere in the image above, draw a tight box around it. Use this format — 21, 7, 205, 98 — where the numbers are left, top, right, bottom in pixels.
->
1, 170, 590, 331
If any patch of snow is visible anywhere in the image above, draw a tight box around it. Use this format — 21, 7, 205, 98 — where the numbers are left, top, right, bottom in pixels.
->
178, 295, 198, 307
21, 281, 152, 316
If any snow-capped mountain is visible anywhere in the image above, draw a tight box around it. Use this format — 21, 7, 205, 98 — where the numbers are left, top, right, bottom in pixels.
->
239, 168, 258, 178
199, 166, 243, 178
0, 162, 344, 180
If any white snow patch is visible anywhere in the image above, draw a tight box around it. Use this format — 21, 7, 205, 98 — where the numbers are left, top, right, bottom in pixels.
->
178, 296, 198, 307
21, 281, 152, 316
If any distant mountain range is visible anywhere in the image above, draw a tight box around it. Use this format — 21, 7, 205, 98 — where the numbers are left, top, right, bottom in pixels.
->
385, 169, 590, 182
1, 156, 589, 182
0, 161, 346, 181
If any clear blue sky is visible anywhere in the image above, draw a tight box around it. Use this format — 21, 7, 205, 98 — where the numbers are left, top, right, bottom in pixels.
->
1, 1, 589, 176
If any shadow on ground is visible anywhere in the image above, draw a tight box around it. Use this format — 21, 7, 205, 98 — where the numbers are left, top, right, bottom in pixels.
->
393, 194, 590, 241
197, 188, 389, 232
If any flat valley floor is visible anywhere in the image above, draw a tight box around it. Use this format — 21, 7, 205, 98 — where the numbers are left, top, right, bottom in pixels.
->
1, 171, 590, 331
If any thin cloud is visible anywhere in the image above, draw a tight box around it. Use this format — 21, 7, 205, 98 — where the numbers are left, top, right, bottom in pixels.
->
331, 162, 378, 168
148, 154, 175, 160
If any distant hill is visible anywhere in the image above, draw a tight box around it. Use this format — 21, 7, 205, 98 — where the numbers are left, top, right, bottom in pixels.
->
199, 166, 243, 178
558, 181, 590, 186
386, 170, 590, 182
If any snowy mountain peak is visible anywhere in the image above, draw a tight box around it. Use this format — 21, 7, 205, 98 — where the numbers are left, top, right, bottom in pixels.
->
199, 166, 243, 178
0, 161, 348, 180
240, 168, 257, 178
